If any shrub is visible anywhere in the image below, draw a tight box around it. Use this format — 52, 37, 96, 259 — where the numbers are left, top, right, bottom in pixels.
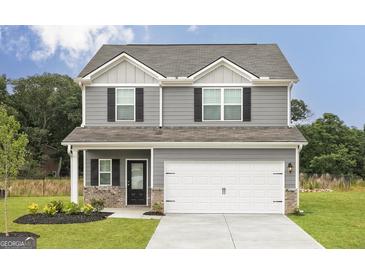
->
49, 200, 64, 213
152, 202, 164, 214
90, 198, 105, 212
81, 204, 94, 215
43, 204, 57, 216
294, 207, 305, 216
27, 203, 39, 214
64, 202, 81, 215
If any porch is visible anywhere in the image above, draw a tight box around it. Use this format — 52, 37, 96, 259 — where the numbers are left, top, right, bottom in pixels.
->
68, 147, 160, 208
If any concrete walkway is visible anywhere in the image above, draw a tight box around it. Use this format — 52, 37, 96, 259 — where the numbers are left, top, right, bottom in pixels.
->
147, 214, 323, 249
103, 207, 162, 220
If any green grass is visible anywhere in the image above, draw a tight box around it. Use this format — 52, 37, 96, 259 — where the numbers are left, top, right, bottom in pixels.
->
289, 189, 365, 248
0, 196, 159, 248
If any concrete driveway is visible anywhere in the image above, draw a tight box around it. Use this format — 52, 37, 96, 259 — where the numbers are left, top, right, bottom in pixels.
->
147, 214, 323, 249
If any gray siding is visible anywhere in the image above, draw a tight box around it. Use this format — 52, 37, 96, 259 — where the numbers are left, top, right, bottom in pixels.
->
153, 148, 296, 189
85, 86, 159, 126
162, 86, 288, 126
85, 150, 151, 187
196, 65, 250, 83
93, 61, 158, 84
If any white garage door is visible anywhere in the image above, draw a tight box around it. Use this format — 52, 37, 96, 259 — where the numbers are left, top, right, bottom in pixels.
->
164, 161, 285, 214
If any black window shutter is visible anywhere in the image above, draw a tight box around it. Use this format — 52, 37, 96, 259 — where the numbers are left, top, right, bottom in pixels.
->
90, 159, 99, 186
194, 88, 202, 122
107, 88, 115, 122
135, 88, 144, 122
242, 88, 251, 122
112, 159, 120, 186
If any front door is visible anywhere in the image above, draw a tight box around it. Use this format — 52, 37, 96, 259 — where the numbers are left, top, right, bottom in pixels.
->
127, 160, 147, 205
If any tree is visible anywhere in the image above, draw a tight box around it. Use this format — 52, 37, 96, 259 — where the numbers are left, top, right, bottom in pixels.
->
291, 99, 312, 123
0, 106, 28, 236
8, 73, 81, 176
299, 113, 365, 176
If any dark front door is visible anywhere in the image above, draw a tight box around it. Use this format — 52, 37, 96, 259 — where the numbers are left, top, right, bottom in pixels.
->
127, 160, 147, 205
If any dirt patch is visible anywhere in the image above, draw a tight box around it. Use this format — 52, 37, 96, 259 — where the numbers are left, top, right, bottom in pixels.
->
143, 211, 165, 216
14, 212, 113, 225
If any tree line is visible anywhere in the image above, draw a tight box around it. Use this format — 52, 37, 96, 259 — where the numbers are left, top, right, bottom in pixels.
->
0, 73, 364, 178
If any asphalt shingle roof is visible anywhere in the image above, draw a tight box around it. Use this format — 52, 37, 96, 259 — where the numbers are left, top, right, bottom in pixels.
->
78, 44, 298, 80
62, 126, 306, 144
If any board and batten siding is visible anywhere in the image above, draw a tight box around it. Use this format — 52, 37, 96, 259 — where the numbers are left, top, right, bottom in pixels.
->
162, 86, 288, 126
85, 150, 151, 187
195, 65, 251, 84
153, 148, 296, 189
92, 60, 158, 84
85, 86, 159, 126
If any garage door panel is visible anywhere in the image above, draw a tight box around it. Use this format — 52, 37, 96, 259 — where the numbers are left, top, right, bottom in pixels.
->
165, 161, 284, 214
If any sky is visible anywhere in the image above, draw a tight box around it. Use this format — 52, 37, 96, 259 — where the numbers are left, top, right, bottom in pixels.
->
0, 25, 364, 128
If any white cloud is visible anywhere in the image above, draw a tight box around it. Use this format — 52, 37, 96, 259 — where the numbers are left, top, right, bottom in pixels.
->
0, 26, 31, 60
187, 25, 198, 32
143, 25, 151, 42
29, 25, 134, 68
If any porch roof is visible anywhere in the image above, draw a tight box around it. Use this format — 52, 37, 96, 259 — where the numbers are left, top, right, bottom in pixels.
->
62, 126, 306, 144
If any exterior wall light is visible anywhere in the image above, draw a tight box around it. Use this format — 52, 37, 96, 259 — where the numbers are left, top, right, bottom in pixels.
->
288, 163, 293, 173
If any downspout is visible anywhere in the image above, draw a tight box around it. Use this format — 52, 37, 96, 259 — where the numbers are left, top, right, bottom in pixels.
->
287, 81, 293, 127
78, 81, 85, 127
159, 85, 163, 128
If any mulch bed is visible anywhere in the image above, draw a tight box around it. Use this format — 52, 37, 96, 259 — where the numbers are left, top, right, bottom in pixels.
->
0, 231, 40, 238
143, 211, 165, 216
14, 212, 113, 225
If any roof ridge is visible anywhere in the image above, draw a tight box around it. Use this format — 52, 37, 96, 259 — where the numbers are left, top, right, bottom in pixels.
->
102, 43, 278, 46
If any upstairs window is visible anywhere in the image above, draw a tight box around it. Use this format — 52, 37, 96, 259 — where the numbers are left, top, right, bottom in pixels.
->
203, 88, 242, 121
116, 88, 135, 121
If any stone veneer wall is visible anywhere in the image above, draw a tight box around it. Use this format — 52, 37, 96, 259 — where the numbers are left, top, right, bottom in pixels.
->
151, 188, 164, 205
285, 189, 298, 214
84, 186, 125, 207
84, 186, 153, 207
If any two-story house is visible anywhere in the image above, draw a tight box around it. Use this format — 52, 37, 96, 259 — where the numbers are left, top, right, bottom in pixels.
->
62, 44, 306, 214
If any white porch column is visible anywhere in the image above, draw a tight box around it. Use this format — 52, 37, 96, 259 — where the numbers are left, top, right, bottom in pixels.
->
69, 146, 79, 203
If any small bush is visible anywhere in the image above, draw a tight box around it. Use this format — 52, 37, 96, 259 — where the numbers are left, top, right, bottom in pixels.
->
64, 202, 81, 215
81, 204, 94, 215
43, 204, 57, 216
90, 198, 104, 212
27, 203, 39, 214
49, 200, 64, 213
152, 202, 164, 214
294, 207, 305, 216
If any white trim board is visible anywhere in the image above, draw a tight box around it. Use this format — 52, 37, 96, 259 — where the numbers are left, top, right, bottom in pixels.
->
188, 57, 259, 82
63, 142, 307, 150
80, 52, 165, 82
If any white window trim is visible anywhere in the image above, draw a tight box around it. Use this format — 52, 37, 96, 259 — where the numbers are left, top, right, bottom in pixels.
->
99, 159, 112, 186
115, 87, 136, 122
202, 87, 243, 122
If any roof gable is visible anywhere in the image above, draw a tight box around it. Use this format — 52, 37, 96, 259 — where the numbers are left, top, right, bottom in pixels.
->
78, 44, 298, 81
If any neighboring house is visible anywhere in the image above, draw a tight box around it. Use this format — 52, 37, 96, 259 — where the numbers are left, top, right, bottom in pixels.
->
62, 44, 306, 214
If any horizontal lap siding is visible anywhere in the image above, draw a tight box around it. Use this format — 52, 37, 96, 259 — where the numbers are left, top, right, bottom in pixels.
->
85, 86, 159, 126
85, 150, 151, 187
153, 149, 296, 189
162, 86, 288, 126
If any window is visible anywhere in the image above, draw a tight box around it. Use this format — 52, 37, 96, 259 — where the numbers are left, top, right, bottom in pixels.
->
203, 88, 242, 121
99, 159, 112, 186
116, 88, 135, 121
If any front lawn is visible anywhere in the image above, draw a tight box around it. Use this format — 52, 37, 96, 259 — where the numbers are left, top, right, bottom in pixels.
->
289, 189, 365, 248
0, 196, 159, 248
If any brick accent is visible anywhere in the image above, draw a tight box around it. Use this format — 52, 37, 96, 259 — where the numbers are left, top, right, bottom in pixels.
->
151, 188, 164, 205
84, 186, 125, 208
285, 189, 298, 214
84, 186, 152, 207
